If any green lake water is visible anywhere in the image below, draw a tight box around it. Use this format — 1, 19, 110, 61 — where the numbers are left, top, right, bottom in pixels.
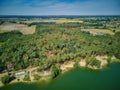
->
1, 63, 120, 90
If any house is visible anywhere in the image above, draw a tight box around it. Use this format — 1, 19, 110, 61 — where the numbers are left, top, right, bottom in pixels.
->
15, 71, 26, 79
48, 50, 54, 57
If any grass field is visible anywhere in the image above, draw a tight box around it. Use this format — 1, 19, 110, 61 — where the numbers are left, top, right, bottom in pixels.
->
0, 22, 36, 34
23, 18, 83, 24
81, 29, 114, 35
109, 28, 120, 32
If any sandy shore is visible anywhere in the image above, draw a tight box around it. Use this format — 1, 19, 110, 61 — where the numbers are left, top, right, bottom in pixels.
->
0, 55, 118, 87
60, 61, 75, 71
79, 59, 86, 67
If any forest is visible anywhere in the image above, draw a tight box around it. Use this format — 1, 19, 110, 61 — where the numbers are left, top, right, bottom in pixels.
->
0, 17, 120, 74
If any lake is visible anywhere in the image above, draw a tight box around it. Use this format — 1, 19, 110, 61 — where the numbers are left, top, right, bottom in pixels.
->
1, 63, 120, 90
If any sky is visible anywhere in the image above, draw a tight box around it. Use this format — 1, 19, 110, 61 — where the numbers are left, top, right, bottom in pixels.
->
0, 0, 120, 15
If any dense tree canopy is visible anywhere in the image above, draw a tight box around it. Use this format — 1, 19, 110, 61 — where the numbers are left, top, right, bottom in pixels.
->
0, 20, 120, 73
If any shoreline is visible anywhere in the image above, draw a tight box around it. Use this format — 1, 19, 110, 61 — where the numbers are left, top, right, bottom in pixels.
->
0, 55, 119, 87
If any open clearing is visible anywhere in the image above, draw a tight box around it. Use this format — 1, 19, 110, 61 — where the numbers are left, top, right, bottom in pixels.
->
0, 22, 36, 34
81, 29, 114, 35
23, 19, 83, 24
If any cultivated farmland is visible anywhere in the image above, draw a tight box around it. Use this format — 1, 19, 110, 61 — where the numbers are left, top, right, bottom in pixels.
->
0, 22, 36, 34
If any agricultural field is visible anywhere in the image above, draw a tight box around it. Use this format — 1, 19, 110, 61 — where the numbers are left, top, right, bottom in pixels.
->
22, 18, 83, 24
81, 29, 114, 35
0, 22, 36, 34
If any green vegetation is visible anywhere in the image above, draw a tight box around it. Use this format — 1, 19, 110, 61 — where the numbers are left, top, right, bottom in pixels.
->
23, 74, 30, 81
107, 56, 112, 64
0, 30, 22, 42
74, 61, 80, 69
0, 16, 120, 75
86, 57, 101, 68
34, 75, 41, 80
0, 24, 120, 72
50, 65, 61, 78
1, 75, 10, 85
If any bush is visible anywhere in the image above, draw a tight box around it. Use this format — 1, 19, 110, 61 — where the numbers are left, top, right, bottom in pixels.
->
74, 61, 80, 69
1, 75, 10, 85
88, 57, 101, 68
50, 65, 61, 78
107, 56, 112, 64
23, 75, 30, 81
34, 74, 41, 80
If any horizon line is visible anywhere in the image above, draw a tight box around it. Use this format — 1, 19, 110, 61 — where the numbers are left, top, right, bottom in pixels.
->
0, 15, 120, 16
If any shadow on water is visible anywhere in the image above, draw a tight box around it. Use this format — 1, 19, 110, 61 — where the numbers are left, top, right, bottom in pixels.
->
1, 63, 120, 90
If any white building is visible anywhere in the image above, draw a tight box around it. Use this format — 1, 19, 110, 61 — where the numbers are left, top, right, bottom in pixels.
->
15, 71, 26, 79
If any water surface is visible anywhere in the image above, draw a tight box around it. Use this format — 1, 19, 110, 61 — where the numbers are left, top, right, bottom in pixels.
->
1, 63, 120, 90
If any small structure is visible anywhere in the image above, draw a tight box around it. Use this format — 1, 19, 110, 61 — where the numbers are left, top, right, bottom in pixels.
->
92, 32, 104, 36
7, 64, 15, 71
15, 71, 26, 79
48, 50, 54, 57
